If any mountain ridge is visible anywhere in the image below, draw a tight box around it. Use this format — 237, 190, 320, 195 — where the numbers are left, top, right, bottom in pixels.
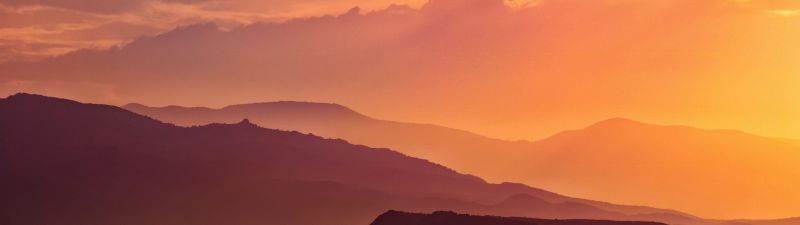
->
522, 116, 800, 219
124, 98, 800, 219
122, 101, 501, 139
3, 93, 734, 225
121, 100, 532, 182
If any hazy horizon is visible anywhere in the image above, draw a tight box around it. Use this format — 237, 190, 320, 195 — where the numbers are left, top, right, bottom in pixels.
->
123, 98, 800, 142
2, 0, 799, 221
2, 0, 799, 141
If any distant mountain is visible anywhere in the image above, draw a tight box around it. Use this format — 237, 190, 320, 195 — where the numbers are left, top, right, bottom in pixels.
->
517, 118, 800, 219
123, 101, 530, 180
369, 210, 667, 225
125, 101, 800, 219
2, 93, 731, 225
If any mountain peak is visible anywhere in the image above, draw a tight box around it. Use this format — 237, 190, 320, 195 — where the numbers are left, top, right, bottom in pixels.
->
222, 101, 368, 119
7, 92, 36, 98
3, 93, 87, 107
237, 118, 256, 126
6, 92, 56, 101
586, 117, 647, 129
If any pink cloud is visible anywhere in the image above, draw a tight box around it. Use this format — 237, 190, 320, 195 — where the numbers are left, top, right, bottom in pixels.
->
0, 0, 148, 14
0, 0, 797, 143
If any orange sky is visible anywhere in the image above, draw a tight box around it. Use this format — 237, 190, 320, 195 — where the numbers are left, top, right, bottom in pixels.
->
0, 0, 429, 62
2, 0, 796, 141
1, 0, 800, 219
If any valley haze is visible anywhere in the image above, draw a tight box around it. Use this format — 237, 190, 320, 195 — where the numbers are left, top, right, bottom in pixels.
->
1, 0, 798, 223
125, 99, 800, 220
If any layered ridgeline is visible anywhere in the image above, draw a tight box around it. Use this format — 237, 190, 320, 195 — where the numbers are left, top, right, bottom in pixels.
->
369, 210, 667, 225
513, 118, 800, 219
122, 101, 528, 178
1, 93, 726, 225
125, 101, 800, 219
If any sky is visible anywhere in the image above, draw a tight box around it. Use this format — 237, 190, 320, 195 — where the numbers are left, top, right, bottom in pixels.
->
0, 0, 430, 62
1, 0, 800, 219
0, 0, 798, 142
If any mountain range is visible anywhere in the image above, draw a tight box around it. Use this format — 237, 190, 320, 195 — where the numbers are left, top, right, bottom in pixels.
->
1, 93, 730, 225
122, 101, 527, 178
125, 101, 800, 219
516, 118, 800, 218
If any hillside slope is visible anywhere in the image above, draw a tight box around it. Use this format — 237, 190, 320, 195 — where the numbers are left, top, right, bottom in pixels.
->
125, 102, 800, 219
516, 118, 800, 218
1, 93, 725, 225
123, 102, 529, 180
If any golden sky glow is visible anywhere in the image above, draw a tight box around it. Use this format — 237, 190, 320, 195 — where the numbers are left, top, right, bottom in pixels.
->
0, 0, 429, 62
0, 0, 799, 218
1, 0, 797, 142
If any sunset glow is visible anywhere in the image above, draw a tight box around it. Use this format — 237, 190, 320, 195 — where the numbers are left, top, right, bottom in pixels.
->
1, 0, 799, 221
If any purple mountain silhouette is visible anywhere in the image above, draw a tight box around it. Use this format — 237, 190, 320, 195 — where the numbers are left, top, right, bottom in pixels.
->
1, 93, 752, 225
125, 102, 800, 219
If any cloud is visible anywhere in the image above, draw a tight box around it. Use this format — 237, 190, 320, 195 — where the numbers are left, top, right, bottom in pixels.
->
0, 0, 427, 15
766, 9, 798, 16
735, 0, 800, 15
0, 5, 151, 62
0, 0, 798, 219
0, 0, 798, 163
0, 0, 427, 63
0, 0, 149, 14
0, 1, 268, 63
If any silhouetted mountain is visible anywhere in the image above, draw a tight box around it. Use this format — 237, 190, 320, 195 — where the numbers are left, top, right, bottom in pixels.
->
2, 93, 729, 225
123, 101, 531, 181
124, 101, 800, 220
369, 210, 667, 225
517, 118, 800, 219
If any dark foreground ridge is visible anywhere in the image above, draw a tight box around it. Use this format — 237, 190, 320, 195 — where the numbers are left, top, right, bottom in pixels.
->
370, 210, 667, 225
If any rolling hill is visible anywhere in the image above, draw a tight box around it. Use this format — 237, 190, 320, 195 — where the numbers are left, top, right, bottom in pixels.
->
123, 101, 530, 180
517, 118, 800, 218
1, 93, 729, 225
126, 102, 800, 219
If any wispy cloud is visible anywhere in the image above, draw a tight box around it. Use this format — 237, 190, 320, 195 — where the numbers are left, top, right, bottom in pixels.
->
768, 8, 799, 16
734, 0, 800, 16
0, 0, 424, 62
